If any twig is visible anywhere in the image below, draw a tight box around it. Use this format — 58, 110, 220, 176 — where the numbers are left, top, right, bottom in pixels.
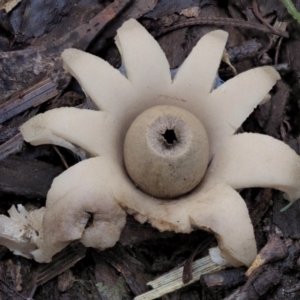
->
275, 36, 284, 64
252, 0, 280, 35
156, 17, 289, 38
182, 236, 213, 284
53, 146, 69, 169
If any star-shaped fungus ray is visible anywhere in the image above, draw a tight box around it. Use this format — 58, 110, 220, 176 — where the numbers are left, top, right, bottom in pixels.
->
116, 181, 256, 267
202, 67, 280, 154
61, 49, 136, 119
31, 156, 127, 262
202, 133, 300, 201
171, 30, 228, 105
115, 18, 172, 94
189, 184, 256, 267
20, 107, 121, 159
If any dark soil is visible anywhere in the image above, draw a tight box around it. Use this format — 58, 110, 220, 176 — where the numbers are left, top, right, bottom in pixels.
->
1, 0, 300, 299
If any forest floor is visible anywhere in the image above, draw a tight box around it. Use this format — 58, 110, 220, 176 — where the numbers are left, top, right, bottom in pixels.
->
1, 0, 300, 299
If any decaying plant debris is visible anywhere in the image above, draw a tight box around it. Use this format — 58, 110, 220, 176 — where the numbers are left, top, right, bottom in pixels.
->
1, 0, 300, 299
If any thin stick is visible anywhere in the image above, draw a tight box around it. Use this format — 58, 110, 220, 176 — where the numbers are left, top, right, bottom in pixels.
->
156, 17, 289, 38
53, 146, 69, 169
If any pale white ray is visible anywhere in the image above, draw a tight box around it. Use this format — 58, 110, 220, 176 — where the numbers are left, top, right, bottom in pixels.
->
200, 67, 280, 155
171, 30, 228, 115
62, 49, 137, 117
20, 107, 121, 159
203, 133, 300, 201
189, 184, 256, 267
115, 19, 172, 96
125, 182, 257, 267
32, 156, 126, 262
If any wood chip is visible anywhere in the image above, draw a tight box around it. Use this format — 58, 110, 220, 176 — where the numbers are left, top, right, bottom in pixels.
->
0, 78, 58, 123
0, 155, 63, 198
35, 242, 86, 287
0, 133, 23, 161
135, 256, 224, 300
0, 0, 21, 13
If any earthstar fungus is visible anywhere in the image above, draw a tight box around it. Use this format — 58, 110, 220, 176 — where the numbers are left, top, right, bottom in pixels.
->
1, 19, 300, 268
